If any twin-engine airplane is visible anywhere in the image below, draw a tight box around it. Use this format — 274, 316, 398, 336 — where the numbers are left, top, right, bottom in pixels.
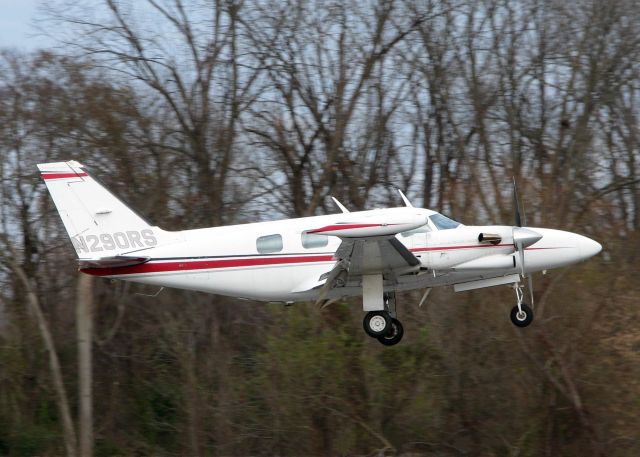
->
38, 161, 602, 346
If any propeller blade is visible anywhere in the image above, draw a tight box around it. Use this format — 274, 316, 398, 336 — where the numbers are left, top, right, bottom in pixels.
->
517, 241, 526, 276
512, 178, 536, 307
513, 227, 542, 277
513, 177, 524, 227
513, 229, 539, 307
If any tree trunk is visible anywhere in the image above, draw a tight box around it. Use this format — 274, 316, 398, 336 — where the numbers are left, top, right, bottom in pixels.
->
9, 258, 78, 457
76, 274, 94, 457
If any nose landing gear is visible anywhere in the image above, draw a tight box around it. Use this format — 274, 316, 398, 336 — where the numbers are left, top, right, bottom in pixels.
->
510, 303, 533, 327
510, 283, 534, 327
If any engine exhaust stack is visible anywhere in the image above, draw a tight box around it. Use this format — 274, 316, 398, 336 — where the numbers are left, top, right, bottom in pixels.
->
478, 233, 502, 245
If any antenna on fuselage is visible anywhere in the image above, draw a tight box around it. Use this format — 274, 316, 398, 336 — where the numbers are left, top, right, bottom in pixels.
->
397, 189, 414, 207
331, 197, 350, 213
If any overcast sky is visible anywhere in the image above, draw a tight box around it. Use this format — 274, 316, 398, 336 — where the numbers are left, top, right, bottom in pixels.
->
0, 0, 47, 50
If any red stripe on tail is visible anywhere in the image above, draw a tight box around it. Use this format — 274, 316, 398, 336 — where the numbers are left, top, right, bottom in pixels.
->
41, 172, 88, 180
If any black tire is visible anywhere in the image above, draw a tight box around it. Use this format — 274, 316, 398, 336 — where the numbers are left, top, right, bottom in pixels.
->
377, 318, 404, 346
510, 303, 534, 327
363, 311, 391, 337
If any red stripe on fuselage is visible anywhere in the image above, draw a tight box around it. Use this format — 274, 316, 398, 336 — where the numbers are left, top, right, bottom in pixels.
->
80, 254, 335, 277
41, 172, 88, 180
80, 243, 520, 277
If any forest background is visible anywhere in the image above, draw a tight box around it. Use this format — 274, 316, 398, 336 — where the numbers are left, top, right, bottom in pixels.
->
0, 0, 639, 456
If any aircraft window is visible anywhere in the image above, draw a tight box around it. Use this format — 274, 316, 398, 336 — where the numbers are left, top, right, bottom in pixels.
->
301, 231, 329, 249
429, 213, 461, 230
400, 225, 431, 237
256, 234, 283, 253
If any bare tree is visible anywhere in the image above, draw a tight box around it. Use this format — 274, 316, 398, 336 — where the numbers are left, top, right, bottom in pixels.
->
241, 0, 427, 216
46, 0, 262, 226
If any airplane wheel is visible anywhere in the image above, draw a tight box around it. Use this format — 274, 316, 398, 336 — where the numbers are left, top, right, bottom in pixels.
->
363, 311, 391, 337
510, 303, 533, 328
377, 318, 404, 346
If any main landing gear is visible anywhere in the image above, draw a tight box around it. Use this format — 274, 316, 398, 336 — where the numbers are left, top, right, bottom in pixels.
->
377, 317, 404, 346
363, 311, 404, 345
362, 292, 404, 346
510, 283, 534, 327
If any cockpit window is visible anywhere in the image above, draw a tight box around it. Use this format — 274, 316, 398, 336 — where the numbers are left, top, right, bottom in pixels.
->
429, 213, 461, 230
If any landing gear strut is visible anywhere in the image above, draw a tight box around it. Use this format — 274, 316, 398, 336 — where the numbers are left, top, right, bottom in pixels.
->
510, 283, 533, 327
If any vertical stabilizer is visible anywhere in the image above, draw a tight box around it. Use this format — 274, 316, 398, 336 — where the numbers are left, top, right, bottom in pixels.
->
38, 161, 160, 258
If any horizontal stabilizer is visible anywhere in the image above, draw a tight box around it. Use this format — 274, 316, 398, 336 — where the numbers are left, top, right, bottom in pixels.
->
78, 256, 150, 269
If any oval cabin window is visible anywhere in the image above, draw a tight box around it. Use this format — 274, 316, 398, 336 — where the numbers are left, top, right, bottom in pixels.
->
301, 231, 329, 249
256, 234, 283, 253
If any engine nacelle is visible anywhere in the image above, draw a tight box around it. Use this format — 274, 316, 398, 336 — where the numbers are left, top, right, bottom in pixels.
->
417, 226, 514, 270
452, 254, 515, 271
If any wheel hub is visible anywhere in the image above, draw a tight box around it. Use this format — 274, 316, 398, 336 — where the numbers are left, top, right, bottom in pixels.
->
510, 303, 534, 328
369, 315, 387, 332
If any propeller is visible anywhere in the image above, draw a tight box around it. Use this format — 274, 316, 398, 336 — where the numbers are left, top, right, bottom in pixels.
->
513, 177, 524, 227
512, 178, 541, 307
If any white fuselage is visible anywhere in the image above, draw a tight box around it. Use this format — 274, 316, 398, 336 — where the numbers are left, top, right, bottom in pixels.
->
81, 207, 602, 302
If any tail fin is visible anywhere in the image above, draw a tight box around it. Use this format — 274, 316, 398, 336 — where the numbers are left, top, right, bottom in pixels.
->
38, 161, 160, 258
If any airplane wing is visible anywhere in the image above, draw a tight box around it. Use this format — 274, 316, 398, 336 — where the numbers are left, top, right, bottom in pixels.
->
332, 236, 420, 276
292, 210, 427, 297
293, 235, 421, 297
